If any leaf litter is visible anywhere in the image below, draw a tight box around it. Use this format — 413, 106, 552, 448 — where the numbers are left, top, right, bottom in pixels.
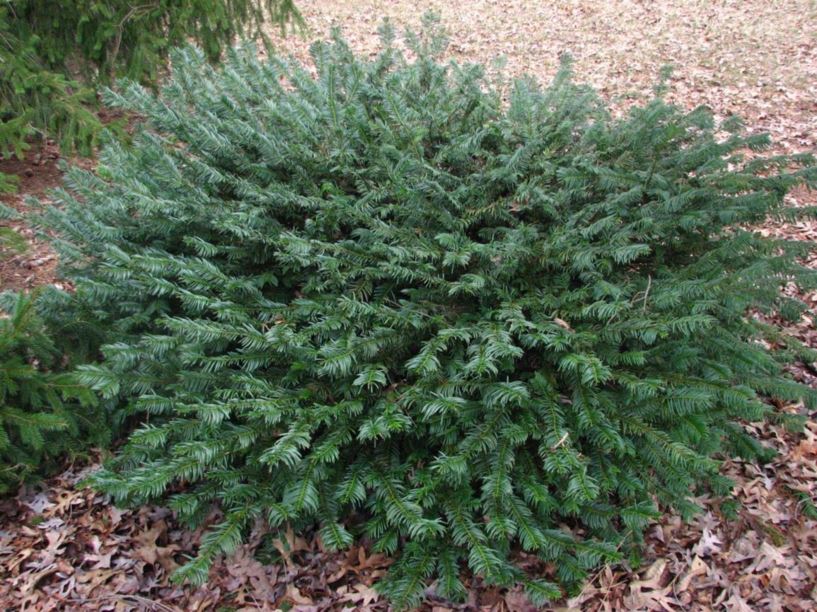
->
2, 1, 817, 609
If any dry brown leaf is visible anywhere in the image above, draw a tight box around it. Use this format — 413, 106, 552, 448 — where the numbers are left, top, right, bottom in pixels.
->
676, 556, 708, 592
272, 525, 309, 570
76, 568, 118, 594
723, 590, 755, 612
339, 583, 380, 606
84, 551, 114, 570
284, 583, 312, 605
131, 520, 167, 565
729, 532, 760, 564
694, 528, 723, 557
748, 542, 789, 574
554, 317, 573, 331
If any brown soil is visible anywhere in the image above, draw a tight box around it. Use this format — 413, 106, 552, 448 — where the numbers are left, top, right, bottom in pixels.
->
0, 142, 67, 292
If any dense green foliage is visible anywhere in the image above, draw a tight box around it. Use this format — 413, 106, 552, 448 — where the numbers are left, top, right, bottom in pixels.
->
0, 3, 101, 157
0, 290, 104, 494
40, 22, 817, 607
0, 0, 301, 190
5, 0, 301, 84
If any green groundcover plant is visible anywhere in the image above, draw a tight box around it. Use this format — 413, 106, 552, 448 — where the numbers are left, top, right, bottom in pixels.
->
39, 19, 817, 607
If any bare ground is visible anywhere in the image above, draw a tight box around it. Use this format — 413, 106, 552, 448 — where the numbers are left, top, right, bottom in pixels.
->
0, 144, 63, 291
1, 1, 817, 610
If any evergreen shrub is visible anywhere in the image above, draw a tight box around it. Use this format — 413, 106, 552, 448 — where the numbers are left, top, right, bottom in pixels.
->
0, 290, 105, 494
1, 0, 301, 191
42, 21, 817, 606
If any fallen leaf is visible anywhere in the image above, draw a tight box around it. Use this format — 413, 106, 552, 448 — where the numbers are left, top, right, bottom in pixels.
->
676, 556, 708, 592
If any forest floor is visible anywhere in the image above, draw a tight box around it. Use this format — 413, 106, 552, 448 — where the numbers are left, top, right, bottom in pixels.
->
2, 1, 817, 610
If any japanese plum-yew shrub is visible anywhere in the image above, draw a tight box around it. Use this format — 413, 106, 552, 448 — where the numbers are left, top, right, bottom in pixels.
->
41, 22, 817, 607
